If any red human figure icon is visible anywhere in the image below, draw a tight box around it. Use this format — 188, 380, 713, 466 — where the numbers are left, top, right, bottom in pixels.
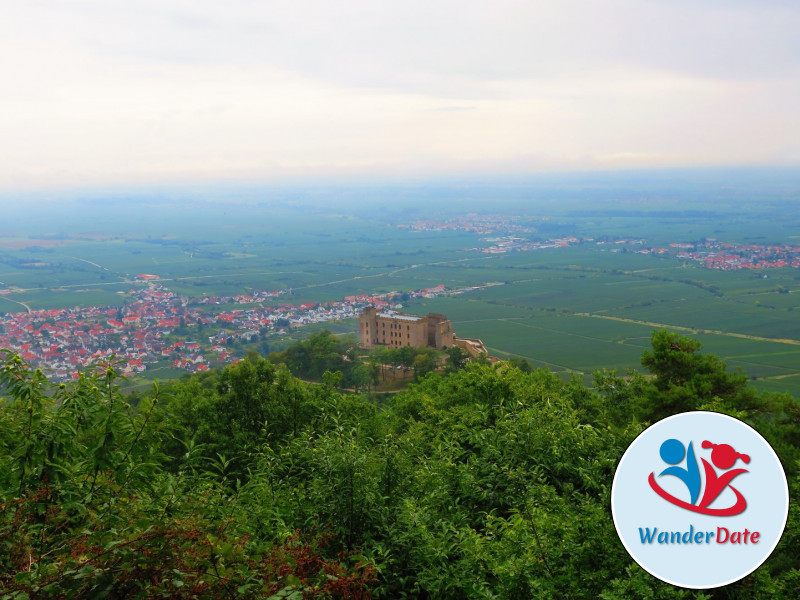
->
698, 441, 750, 512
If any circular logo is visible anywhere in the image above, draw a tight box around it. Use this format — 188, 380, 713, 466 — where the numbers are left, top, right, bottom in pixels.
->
611, 411, 789, 589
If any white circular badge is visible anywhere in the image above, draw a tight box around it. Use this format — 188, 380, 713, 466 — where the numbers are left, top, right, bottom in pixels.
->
611, 411, 789, 589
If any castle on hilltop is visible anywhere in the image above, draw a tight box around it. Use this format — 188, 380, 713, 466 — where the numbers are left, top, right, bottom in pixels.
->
359, 306, 487, 356
359, 306, 453, 350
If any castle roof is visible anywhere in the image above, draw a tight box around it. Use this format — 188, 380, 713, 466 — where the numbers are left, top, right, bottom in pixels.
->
376, 310, 424, 322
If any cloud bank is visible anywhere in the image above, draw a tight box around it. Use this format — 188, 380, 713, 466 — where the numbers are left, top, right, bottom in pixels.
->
2, 1, 799, 189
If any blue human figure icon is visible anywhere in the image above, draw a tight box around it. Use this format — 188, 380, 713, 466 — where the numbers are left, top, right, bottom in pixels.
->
658, 439, 701, 505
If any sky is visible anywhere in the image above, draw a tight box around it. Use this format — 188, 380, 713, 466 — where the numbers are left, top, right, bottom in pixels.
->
2, 0, 800, 191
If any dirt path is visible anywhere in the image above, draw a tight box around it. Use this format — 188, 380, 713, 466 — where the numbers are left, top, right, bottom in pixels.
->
69, 256, 111, 271
0, 295, 31, 313
574, 313, 800, 346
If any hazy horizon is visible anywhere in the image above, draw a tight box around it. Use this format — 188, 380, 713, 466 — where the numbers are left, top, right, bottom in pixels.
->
2, 165, 800, 207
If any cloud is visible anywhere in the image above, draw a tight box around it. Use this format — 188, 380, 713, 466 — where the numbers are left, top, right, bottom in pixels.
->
1, 1, 799, 189
432, 106, 476, 112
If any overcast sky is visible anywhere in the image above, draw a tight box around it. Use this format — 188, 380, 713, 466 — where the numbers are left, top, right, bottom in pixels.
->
2, 0, 799, 191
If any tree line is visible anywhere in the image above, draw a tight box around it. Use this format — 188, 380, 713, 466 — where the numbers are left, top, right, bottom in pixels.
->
267, 330, 476, 392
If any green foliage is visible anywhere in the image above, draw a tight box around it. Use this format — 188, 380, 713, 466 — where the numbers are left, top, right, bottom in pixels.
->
640, 330, 756, 419
269, 330, 360, 387
368, 344, 445, 386
412, 348, 439, 381
507, 356, 533, 373
2, 330, 799, 598
445, 345, 470, 373
0, 351, 373, 599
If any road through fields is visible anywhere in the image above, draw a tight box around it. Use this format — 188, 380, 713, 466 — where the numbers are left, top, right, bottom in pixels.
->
574, 313, 800, 346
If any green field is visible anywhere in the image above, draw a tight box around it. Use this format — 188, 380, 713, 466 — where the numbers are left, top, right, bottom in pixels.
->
1, 189, 799, 397
396, 247, 800, 395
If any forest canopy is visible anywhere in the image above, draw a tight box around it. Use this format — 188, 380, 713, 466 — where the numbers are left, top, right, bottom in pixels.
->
1, 330, 799, 599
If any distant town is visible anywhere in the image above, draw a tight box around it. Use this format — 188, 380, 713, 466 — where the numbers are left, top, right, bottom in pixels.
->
635, 240, 800, 270
468, 231, 800, 271
469, 235, 581, 254
399, 214, 539, 235
0, 282, 474, 381
400, 214, 800, 270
